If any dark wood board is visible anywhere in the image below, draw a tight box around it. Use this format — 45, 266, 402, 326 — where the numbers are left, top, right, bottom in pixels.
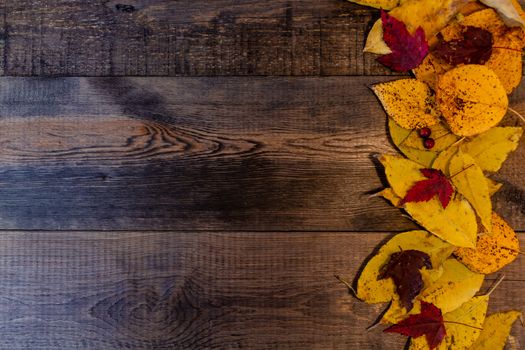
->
0, 231, 521, 349
0, 76, 523, 231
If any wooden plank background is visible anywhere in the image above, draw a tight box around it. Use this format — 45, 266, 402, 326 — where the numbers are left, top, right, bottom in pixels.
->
0, 1, 523, 349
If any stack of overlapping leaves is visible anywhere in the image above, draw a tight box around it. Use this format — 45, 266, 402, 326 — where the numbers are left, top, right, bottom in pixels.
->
347, 0, 525, 348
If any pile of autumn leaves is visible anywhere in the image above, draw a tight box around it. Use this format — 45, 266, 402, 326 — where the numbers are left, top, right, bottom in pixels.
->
348, 0, 525, 349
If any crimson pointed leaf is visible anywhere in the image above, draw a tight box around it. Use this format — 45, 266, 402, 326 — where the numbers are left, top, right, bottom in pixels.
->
433, 26, 493, 65
378, 250, 432, 311
384, 301, 446, 350
400, 169, 454, 208
378, 10, 429, 72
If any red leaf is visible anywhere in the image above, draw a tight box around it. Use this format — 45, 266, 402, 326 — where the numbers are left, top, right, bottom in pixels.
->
378, 250, 432, 311
378, 10, 429, 72
384, 301, 446, 350
400, 169, 454, 208
433, 26, 493, 65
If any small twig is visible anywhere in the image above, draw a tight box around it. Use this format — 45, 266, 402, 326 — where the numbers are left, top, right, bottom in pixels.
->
334, 274, 357, 296
486, 274, 505, 296
508, 106, 525, 124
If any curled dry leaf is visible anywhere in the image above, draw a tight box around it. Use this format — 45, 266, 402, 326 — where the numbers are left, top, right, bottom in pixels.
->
470, 311, 522, 350
455, 212, 520, 274
373, 79, 440, 129
449, 151, 492, 232
437, 64, 508, 136
364, 0, 471, 54
410, 295, 489, 350
357, 231, 453, 304
378, 10, 429, 71
480, 0, 525, 27
381, 155, 477, 248
379, 250, 432, 311
384, 301, 446, 350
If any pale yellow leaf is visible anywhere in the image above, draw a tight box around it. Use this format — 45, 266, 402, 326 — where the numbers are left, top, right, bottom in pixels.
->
381, 154, 478, 247
388, 118, 438, 167
480, 0, 525, 26
373, 80, 441, 129
449, 150, 492, 232
364, 20, 393, 54
471, 311, 522, 350
356, 231, 454, 303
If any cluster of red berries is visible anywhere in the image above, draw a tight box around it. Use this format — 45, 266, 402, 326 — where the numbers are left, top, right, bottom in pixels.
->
418, 127, 435, 149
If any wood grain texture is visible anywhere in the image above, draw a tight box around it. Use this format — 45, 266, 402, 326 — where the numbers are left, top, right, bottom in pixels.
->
0, 76, 523, 231
1, 0, 397, 76
0, 231, 521, 350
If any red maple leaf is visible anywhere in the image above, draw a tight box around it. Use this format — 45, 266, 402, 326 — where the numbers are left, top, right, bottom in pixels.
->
433, 26, 493, 65
399, 169, 454, 208
378, 10, 429, 72
384, 301, 446, 350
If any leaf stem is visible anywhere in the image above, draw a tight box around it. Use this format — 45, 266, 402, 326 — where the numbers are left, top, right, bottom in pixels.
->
334, 274, 357, 296
443, 320, 484, 331
508, 106, 525, 124
487, 274, 505, 296
492, 46, 523, 53
500, 246, 525, 256
449, 163, 475, 179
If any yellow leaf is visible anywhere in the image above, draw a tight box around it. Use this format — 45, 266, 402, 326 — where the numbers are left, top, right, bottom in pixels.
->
379, 187, 402, 207
437, 65, 508, 136
413, 52, 452, 91
373, 80, 441, 129
455, 212, 520, 273
356, 231, 454, 303
486, 178, 503, 196
432, 143, 460, 175
388, 118, 438, 167
460, 127, 523, 172
449, 151, 492, 232
470, 311, 522, 350
364, 0, 470, 54
383, 258, 484, 323
381, 154, 478, 247
402, 122, 459, 152
346, 0, 400, 10
409, 295, 489, 350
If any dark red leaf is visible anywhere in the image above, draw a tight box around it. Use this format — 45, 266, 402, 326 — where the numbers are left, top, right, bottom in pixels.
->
384, 301, 446, 350
400, 169, 454, 208
378, 10, 429, 72
378, 250, 432, 311
433, 26, 493, 65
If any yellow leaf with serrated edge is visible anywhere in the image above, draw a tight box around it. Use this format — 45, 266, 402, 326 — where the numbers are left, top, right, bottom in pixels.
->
346, 0, 400, 10
381, 154, 478, 247
388, 118, 437, 167
471, 311, 522, 350
382, 258, 484, 323
373, 80, 441, 129
460, 127, 523, 172
455, 212, 520, 274
409, 295, 489, 350
356, 231, 454, 303
449, 151, 492, 232
437, 65, 508, 136
364, 0, 471, 54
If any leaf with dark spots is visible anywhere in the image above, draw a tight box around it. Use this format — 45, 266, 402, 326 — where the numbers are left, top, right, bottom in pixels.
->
400, 168, 454, 208
378, 10, 429, 72
433, 26, 493, 65
378, 249, 432, 311
384, 301, 446, 350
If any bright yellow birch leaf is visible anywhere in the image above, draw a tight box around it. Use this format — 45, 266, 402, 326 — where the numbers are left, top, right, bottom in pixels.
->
410, 295, 489, 350
382, 258, 484, 323
471, 311, 522, 350
381, 155, 478, 247
388, 118, 438, 167
364, 0, 471, 54
455, 212, 520, 273
437, 65, 508, 136
373, 80, 441, 129
346, 0, 400, 10
356, 231, 454, 303
460, 127, 523, 172
449, 151, 492, 232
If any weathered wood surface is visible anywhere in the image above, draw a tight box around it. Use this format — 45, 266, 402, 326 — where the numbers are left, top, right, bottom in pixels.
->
0, 76, 523, 231
0, 231, 521, 350
1, 0, 397, 76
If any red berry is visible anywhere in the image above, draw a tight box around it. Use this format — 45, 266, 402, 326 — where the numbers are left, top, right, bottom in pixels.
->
419, 127, 431, 138
424, 138, 435, 149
